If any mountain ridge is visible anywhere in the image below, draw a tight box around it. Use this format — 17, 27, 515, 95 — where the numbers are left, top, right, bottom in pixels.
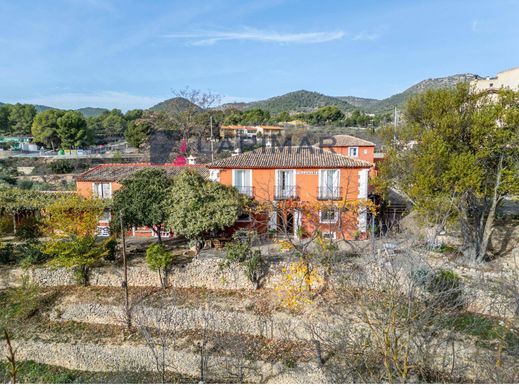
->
216, 73, 478, 114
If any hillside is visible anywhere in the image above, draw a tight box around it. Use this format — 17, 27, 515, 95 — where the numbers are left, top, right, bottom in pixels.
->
149, 97, 201, 114
242, 90, 356, 114
77, 107, 109, 117
335, 96, 380, 110
220, 73, 478, 115
367, 73, 477, 112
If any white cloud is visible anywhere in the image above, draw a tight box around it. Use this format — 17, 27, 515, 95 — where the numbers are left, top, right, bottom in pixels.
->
164, 28, 345, 46
24, 91, 166, 112
352, 31, 380, 41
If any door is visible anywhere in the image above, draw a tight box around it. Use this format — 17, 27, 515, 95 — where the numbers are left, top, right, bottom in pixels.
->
277, 209, 294, 236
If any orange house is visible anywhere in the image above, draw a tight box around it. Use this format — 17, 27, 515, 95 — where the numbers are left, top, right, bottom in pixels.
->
318, 134, 376, 163
207, 146, 373, 240
76, 163, 208, 237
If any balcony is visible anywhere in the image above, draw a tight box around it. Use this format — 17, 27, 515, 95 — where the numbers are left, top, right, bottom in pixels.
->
235, 186, 254, 197
317, 186, 342, 200
274, 185, 298, 200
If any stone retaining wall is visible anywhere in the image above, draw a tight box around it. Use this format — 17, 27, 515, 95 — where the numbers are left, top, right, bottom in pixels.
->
4, 339, 324, 384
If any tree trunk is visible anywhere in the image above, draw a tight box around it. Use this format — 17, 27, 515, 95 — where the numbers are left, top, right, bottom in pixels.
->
153, 226, 163, 244
475, 155, 504, 262
12, 213, 16, 236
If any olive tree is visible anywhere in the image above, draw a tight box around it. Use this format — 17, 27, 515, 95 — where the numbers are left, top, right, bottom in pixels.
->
166, 170, 245, 254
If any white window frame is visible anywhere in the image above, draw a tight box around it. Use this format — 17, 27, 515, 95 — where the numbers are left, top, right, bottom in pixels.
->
275, 169, 296, 198
318, 169, 340, 198
322, 232, 337, 240
92, 182, 112, 199
319, 208, 339, 224
232, 169, 252, 195
348, 146, 359, 158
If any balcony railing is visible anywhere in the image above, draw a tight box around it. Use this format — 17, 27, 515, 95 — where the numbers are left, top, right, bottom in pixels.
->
235, 186, 254, 197
274, 185, 297, 200
317, 186, 342, 200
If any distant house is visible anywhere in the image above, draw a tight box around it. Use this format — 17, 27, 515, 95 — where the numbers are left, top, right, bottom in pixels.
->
220, 125, 284, 139
472, 66, 519, 93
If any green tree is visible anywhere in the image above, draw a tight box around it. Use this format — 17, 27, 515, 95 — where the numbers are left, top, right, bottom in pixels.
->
43, 194, 107, 285
145, 243, 173, 288
381, 84, 519, 262
166, 170, 245, 253
86, 116, 104, 141
307, 106, 344, 125
101, 109, 127, 137
0, 105, 10, 134
44, 235, 109, 285
111, 168, 173, 243
275, 111, 292, 123
31, 109, 64, 149
8, 103, 37, 135
125, 109, 144, 121
124, 120, 151, 148
57, 111, 88, 148
241, 108, 271, 125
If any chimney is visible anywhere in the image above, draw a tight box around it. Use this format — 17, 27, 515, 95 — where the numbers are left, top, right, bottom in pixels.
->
187, 155, 197, 165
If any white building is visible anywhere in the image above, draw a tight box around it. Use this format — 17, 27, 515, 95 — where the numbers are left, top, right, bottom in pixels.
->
472, 66, 519, 93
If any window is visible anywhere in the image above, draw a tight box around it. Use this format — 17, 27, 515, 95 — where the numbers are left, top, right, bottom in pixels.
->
276, 170, 295, 198
93, 182, 111, 199
99, 209, 111, 222
96, 226, 110, 237
209, 169, 220, 182
320, 208, 339, 223
322, 232, 336, 240
233, 170, 252, 196
348, 147, 359, 157
319, 169, 340, 199
237, 213, 251, 222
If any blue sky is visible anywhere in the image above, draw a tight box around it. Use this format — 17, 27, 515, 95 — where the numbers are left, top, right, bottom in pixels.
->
1, 0, 518, 111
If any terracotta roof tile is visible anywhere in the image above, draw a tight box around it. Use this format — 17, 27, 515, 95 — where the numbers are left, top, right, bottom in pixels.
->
316, 134, 375, 147
207, 146, 372, 169
77, 164, 209, 182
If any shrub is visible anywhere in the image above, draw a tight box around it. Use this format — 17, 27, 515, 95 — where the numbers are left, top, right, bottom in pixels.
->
15, 216, 41, 240
146, 243, 173, 288
49, 160, 74, 174
17, 239, 47, 268
2, 276, 41, 322
224, 232, 266, 289
104, 236, 118, 262
0, 215, 14, 236
427, 269, 464, 309
17, 180, 34, 190
0, 243, 15, 265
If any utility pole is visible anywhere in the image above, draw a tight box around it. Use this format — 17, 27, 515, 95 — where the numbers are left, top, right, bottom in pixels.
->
120, 211, 131, 330
209, 115, 214, 162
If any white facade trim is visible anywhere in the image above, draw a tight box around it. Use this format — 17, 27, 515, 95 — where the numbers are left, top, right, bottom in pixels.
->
357, 168, 369, 232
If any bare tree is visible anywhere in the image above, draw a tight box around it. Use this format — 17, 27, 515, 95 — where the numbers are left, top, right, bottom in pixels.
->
170, 87, 221, 140
133, 296, 187, 383
3, 329, 17, 384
